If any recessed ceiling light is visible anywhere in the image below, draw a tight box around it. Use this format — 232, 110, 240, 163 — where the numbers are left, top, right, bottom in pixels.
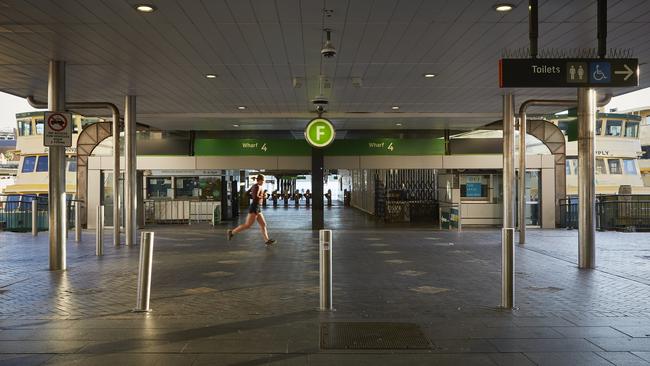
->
232, 124, 240, 127
205, 74, 217, 79
391, 106, 400, 110
494, 3, 514, 12
423, 73, 436, 78
135, 4, 156, 13
395, 123, 403, 127
237, 106, 247, 110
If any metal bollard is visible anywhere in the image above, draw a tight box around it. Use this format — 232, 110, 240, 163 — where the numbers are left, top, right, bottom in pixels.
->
319, 229, 333, 311
501, 228, 514, 309
32, 199, 38, 236
96, 205, 104, 256
134, 231, 155, 312
75, 202, 82, 242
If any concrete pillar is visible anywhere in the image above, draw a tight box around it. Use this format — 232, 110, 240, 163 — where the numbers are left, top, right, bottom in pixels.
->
113, 107, 121, 246
518, 111, 527, 244
125, 95, 137, 246
48, 60, 67, 271
578, 88, 596, 269
312, 148, 324, 230
501, 93, 515, 308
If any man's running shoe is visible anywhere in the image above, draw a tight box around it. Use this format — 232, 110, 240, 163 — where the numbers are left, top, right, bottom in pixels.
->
226, 230, 233, 241
265, 239, 276, 245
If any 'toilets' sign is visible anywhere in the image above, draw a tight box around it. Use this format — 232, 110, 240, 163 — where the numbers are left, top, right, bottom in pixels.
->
499, 58, 638, 88
44, 112, 73, 147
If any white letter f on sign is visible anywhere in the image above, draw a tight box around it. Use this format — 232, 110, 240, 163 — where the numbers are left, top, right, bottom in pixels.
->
316, 125, 325, 141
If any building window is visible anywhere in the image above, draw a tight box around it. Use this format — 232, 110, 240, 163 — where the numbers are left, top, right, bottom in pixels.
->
605, 120, 623, 136
608, 159, 622, 174
623, 159, 637, 175
18, 120, 32, 136
624, 121, 639, 138
595, 119, 603, 135
36, 156, 48, 172
596, 158, 607, 175
67, 158, 77, 172
22, 156, 36, 172
460, 175, 489, 200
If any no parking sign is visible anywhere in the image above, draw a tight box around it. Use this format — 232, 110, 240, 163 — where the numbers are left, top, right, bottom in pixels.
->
44, 112, 73, 147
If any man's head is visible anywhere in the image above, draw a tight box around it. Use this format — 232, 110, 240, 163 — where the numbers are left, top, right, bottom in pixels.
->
256, 174, 264, 184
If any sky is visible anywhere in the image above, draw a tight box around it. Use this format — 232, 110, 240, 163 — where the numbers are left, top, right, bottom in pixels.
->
1, 87, 649, 132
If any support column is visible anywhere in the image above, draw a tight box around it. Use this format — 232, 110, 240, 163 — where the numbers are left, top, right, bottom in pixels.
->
125, 95, 137, 246
48, 60, 67, 271
312, 148, 324, 230
501, 93, 515, 308
578, 88, 596, 269
113, 107, 121, 246
518, 111, 527, 244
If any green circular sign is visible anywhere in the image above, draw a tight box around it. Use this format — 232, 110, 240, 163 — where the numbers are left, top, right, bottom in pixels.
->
304, 118, 335, 148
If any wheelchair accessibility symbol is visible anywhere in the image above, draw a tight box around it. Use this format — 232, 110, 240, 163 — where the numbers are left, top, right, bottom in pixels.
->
589, 62, 611, 83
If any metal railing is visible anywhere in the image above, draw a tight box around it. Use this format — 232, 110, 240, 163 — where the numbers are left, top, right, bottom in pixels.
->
559, 195, 650, 231
0, 194, 80, 232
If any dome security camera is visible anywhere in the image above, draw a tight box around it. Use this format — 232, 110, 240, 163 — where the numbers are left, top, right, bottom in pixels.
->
321, 29, 336, 58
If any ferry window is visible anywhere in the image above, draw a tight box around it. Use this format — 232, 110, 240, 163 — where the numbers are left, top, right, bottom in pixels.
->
460, 175, 489, 200
67, 158, 77, 172
174, 177, 199, 198
605, 120, 622, 136
22, 156, 36, 172
624, 121, 639, 137
623, 159, 637, 175
146, 177, 172, 198
596, 159, 607, 175
35, 119, 44, 135
18, 120, 32, 136
573, 160, 578, 175
595, 120, 603, 135
565, 160, 572, 175
608, 159, 622, 174
36, 156, 48, 172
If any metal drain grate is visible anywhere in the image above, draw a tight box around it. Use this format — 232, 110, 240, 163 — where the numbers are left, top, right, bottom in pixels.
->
320, 322, 431, 350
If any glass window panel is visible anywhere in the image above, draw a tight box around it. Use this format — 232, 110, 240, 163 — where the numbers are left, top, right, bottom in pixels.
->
18, 120, 32, 136
608, 159, 622, 174
174, 176, 199, 198
595, 119, 603, 135
596, 159, 607, 175
35, 156, 48, 172
198, 176, 222, 200
558, 121, 570, 135
35, 119, 44, 135
573, 159, 578, 175
460, 175, 489, 200
21, 156, 36, 172
566, 160, 572, 175
624, 121, 639, 137
623, 159, 637, 175
146, 177, 173, 198
67, 158, 77, 172
605, 120, 622, 136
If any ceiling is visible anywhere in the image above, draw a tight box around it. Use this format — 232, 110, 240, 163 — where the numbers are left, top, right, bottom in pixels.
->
0, 0, 648, 131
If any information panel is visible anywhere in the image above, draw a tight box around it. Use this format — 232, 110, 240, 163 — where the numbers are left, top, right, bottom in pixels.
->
499, 58, 638, 88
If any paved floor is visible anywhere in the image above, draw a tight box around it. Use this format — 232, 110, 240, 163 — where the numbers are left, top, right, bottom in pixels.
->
2, 206, 650, 365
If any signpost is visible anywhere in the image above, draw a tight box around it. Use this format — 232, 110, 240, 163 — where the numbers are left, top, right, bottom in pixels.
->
44, 112, 73, 147
305, 118, 335, 148
499, 58, 638, 88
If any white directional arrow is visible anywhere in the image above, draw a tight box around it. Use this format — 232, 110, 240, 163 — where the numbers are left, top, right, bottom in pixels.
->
614, 64, 634, 81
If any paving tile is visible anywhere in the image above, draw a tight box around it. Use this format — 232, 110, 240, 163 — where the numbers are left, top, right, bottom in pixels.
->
308, 353, 498, 366
523, 352, 612, 366
487, 353, 536, 366
553, 326, 629, 338
613, 327, 650, 338
489, 338, 603, 352
588, 338, 650, 352
46, 353, 162, 366
596, 351, 650, 365
0, 354, 54, 366
0, 341, 87, 354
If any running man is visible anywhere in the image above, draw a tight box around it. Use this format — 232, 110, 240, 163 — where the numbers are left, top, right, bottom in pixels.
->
227, 174, 276, 245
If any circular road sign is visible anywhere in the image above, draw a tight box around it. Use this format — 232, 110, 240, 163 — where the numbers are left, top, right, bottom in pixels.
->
304, 118, 335, 148
47, 113, 68, 132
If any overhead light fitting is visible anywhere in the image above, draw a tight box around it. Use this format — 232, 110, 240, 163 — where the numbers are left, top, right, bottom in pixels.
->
395, 123, 403, 127
391, 106, 400, 110
494, 3, 514, 12
205, 74, 217, 79
423, 73, 437, 78
135, 4, 156, 13
232, 124, 240, 127
321, 28, 337, 58
237, 106, 247, 110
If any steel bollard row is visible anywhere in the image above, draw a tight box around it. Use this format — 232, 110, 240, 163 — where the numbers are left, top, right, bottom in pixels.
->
134, 231, 155, 312
501, 227, 514, 309
96, 205, 104, 256
319, 229, 333, 311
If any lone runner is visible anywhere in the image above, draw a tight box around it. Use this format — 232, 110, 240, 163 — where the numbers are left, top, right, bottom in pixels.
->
227, 174, 276, 245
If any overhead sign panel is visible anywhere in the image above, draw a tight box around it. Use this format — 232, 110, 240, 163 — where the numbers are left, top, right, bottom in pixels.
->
44, 112, 73, 147
499, 58, 638, 88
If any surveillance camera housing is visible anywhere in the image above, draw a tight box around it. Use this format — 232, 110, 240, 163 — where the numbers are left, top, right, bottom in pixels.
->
311, 95, 329, 106
315, 105, 325, 113
321, 41, 337, 58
